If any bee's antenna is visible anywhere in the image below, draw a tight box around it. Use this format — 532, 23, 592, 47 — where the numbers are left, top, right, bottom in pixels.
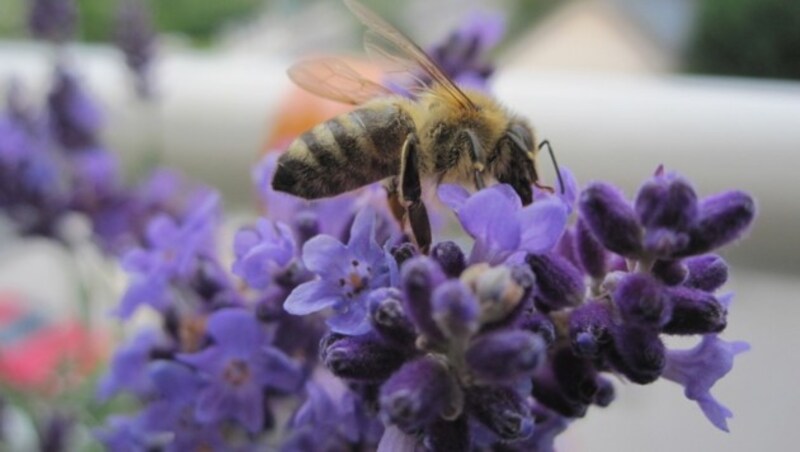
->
539, 140, 565, 195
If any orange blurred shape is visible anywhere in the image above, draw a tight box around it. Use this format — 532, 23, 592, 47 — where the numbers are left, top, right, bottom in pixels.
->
0, 293, 106, 392
263, 57, 383, 153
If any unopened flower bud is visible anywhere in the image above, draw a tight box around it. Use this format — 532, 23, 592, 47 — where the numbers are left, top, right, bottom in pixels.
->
662, 287, 727, 335
368, 288, 416, 347
466, 385, 533, 440
578, 183, 643, 258
684, 254, 728, 292
526, 253, 585, 311
432, 280, 479, 340
614, 273, 672, 327
401, 256, 446, 342
568, 302, 613, 358
680, 191, 756, 256
652, 259, 687, 286
635, 174, 698, 231
608, 326, 665, 384
466, 330, 546, 384
380, 357, 452, 432
575, 219, 608, 279
321, 332, 407, 382
431, 241, 466, 278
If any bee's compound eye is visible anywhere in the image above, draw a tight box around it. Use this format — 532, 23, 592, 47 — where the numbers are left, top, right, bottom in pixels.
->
508, 122, 534, 152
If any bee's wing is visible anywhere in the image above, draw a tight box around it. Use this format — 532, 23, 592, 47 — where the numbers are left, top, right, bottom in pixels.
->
344, 0, 477, 111
287, 57, 393, 105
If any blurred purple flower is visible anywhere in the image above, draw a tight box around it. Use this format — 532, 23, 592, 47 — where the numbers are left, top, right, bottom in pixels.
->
47, 66, 103, 152
284, 208, 398, 334
233, 218, 297, 289
438, 183, 568, 265
97, 329, 164, 400
662, 334, 750, 432
28, 0, 77, 43
115, 0, 157, 98
178, 309, 301, 433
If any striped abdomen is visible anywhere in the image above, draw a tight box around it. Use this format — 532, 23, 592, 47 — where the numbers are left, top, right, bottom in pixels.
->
272, 102, 415, 199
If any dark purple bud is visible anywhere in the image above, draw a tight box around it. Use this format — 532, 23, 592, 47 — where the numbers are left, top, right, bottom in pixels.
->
391, 242, 418, 268
661, 286, 726, 335
652, 259, 687, 286
466, 330, 546, 384
575, 218, 608, 279
684, 254, 728, 292
594, 376, 615, 407
520, 312, 556, 347
380, 357, 452, 432
28, 0, 77, 42
642, 227, 690, 257
681, 191, 756, 256
466, 385, 534, 440
39, 412, 74, 452
568, 302, 613, 358
424, 415, 471, 452
531, 365, 587, 418
578, 183, 643, 258
608, 326, 665, 384
431, 241, 466, 278
368, 288, 416, 348
551, 347, 600, 405
320, 332, 408, 382
115, 0, 156, 98
432, 280, 479, 339
614, 273, 671, 327
401, 256, 446, 342
635, 174, 698, 230
526, 253, 585, 311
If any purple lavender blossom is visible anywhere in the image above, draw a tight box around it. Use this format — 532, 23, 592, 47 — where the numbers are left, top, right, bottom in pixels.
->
284, 207, 398, 334
115, 0, 157, 98
178, 308, 302, 433
97, 329, 165, 400
47, 66, 103, 152
28, 0, 77, 43
232, 218, 297, 289
438, 183, 568, 265
116, 192, 219, 318
662, 334, 750, 432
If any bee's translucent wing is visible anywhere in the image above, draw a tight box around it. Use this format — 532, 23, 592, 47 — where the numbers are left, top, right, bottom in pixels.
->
287, 57, 393, 105
344, 0, 476, 110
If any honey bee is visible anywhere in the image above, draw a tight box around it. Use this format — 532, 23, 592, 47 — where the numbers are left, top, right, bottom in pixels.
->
273, 0, 560, 253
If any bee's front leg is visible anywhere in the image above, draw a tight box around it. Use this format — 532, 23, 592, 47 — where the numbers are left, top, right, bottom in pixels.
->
399, 133, 432, 254
462, 129, 486, 190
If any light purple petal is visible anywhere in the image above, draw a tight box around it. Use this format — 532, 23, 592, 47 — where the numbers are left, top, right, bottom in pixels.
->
516, 197, 569, 254
195, 384, 232, 425
234, 384, 264, 433
258, 346, 302, 392
349, 207, 377, 259
302, 235, 351, 278
206, 309, 261, 352
284, 280, 340, 315
327, 301, 371, 335
437, 184, 470, 211
377, 426, 419, 452
457, 188, 517, 242
697, 394, 733, 432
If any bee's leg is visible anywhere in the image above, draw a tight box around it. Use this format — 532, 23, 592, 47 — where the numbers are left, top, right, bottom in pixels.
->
382, 176, 406, 226
495, 135, 534, 205
462, 129, 486, 190
537, 140, 564, 194
399, 133, 432, 254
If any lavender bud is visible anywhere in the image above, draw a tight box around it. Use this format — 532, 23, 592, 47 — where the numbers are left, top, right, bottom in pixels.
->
568, 302, 613, 357
531, 365, 588, 418
578, 183, 643, 258
614, 273, 672, 327
652, 259, 687, 286
431, 241, 466, 278
519, 312, 556, 346
115, 0, 156, 98
380, 357, 452, 432
681, 191, 756, 256
401, 256, 446, 342
608, 326, 665, 384
424, 415, 471, 452
466, 330, 546, 384
643, 227, 690, 257
594, 376, 615, 407
368, 288, 416, 347
28, 0, 77, 42
634, 174, 698, 230
432, 280, 479, 340
555, 227, 582, 270
391, 242, 418, 267
526, 253, 586, 311
684, 254, 728, 292
551, 347, 600, 405
661, 286, 726, 335
466, 385, 534, 440
320, 332, 407, 382
575, 218, 608, 279
461, 264, 525, 324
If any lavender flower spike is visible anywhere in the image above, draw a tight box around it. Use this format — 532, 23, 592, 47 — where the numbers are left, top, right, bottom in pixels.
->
28, 0, 77, 42
285, 207, 397, 334
661, 334, 750, 432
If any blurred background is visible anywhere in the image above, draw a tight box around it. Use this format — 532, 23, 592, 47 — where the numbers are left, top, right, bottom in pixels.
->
0, 0, 798, 450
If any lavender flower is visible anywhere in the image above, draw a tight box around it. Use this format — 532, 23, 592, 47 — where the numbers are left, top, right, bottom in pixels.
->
178, 308, 302, 433
47, 67, 103, 152
284, 207, 397, 334
438, 183, 568, 264
97, 329, 164, 400
232, 218, 297, 289
662, 334, 750, 431
28, 0, 77, 43
115, 0, 157, 98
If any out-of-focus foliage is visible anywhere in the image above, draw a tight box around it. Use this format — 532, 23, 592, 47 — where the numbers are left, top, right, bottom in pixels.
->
0, 0, 263, 44
687, 0, 800, 80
